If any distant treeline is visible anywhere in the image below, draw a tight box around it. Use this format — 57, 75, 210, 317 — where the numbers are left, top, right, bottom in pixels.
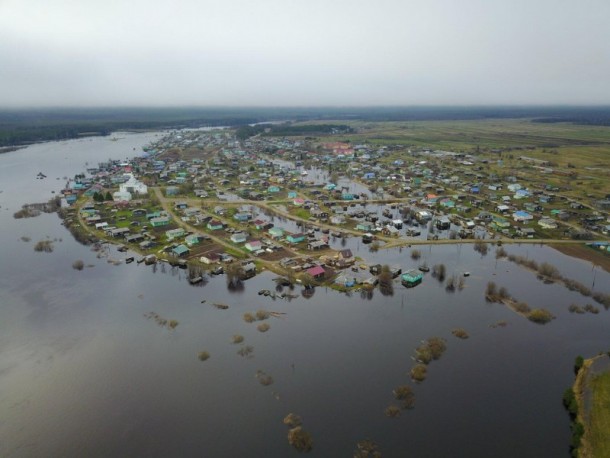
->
235, 123, 354, 140
2, 106, 610, 147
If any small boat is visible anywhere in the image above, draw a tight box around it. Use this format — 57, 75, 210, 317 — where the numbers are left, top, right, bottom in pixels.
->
418, 265, 430, 272
125, 257, 135, 264
463, 272, 470, 277
189, 276, 203, 284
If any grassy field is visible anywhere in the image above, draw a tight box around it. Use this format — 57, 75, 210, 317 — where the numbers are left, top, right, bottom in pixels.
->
585, 370, 610, 457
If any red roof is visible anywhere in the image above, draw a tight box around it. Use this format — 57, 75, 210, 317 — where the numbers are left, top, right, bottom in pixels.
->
307, 266, 325, 277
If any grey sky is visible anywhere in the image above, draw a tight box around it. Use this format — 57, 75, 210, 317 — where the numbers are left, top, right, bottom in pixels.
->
1, 0, 609, 107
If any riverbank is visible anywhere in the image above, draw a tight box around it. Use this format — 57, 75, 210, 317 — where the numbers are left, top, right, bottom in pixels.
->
574, 354, 610, 458
551, 244, 610, 273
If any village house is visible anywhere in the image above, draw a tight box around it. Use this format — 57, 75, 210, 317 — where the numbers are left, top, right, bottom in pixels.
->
286, 233, 305, 244
207, 220, 224, 231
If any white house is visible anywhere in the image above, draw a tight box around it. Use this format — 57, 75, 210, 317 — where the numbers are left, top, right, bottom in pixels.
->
119, 173, 148, 195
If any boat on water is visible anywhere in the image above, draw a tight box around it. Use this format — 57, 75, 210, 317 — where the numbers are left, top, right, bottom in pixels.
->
418, 264, 430, 272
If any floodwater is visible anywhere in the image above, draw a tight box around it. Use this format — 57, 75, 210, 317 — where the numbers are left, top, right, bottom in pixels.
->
1, 134, 609, 457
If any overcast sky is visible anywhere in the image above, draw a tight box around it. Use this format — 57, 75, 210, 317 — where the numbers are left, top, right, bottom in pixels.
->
1, 0, 609, 107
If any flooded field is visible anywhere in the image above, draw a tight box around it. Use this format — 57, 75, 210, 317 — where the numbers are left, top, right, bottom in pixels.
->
1, 134, 609, 457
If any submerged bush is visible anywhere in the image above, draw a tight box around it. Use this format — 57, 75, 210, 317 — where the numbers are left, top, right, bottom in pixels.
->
452, 328, 469, 339
287, 427, 313, 452
495, 246, 507, 258
410, 364, 428, 382
415, 345, 433, 364
72, 260, 85, 270
527, 308, 555, 324
474, 240, 489, 255
256, 370, 274, 386
411, 249, 421, 260
237, 345, 254, 358
34, 240, 54, 253
243, 312, 256, 323
255, 309, 270, 321
384, 405, 401, 418
232, 334, 245, 344
257, 323, 270, 333
354, 439, 382, 458
584, 304, 599, 314
432, 264, 446, 282
485, 281, 498, 301
513, 302, 531, 314
198, 351, 210, 361
283, 413, 302, 428
427, 337, 447, 360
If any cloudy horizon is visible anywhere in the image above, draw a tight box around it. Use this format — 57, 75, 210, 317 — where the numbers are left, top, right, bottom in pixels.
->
1, 0, 609, 108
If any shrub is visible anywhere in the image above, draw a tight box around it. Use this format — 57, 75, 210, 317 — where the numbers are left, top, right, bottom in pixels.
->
562, 388, 578, 416
574, 356, 584, 374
